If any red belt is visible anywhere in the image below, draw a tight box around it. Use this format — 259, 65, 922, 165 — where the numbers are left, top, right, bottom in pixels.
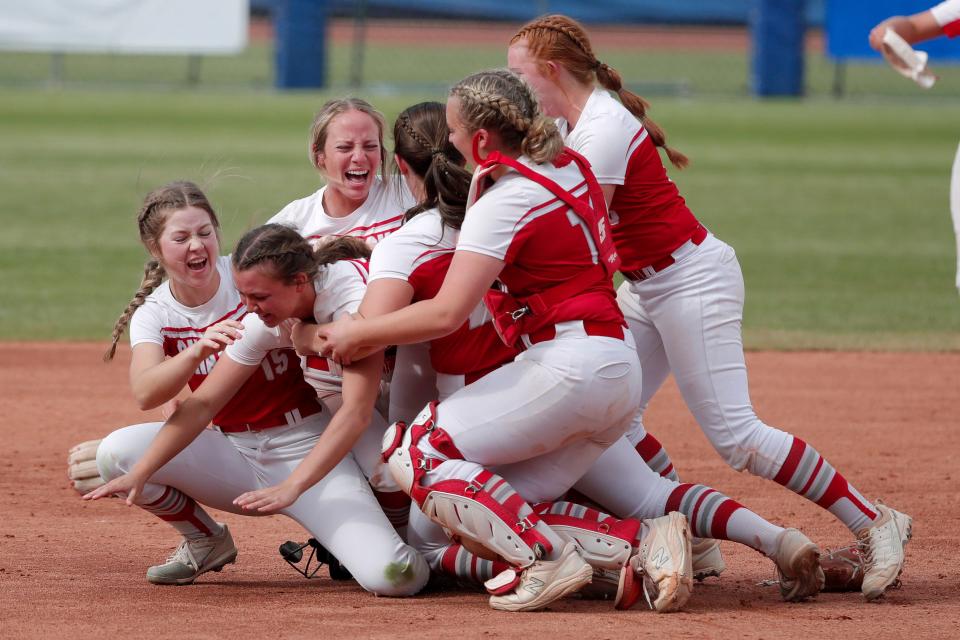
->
217, 400, 322, 433
622, 225, 707, 283
527, 320, 628, 346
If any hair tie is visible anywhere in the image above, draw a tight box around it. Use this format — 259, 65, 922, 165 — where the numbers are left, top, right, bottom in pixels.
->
431, 148, 445, 158
593, 59, 603, 71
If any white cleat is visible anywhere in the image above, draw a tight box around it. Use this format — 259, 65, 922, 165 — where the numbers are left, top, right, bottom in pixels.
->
691, 538, 725, 581
487, 542, 593, 612
146, 524, 238, 586
771, 528, 824, 602
615, 512, 693, 612
858, 502, 912, 601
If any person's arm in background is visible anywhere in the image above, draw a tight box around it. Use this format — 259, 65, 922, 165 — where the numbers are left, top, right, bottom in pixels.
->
869, 5, 949, 50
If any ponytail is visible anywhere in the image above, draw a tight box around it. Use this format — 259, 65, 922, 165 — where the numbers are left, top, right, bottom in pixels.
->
103, 259, 166, 362
595, 63, 689, 169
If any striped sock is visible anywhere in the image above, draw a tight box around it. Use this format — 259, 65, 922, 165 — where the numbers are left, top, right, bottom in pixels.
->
666, 483, 781, 554
140, 486, 220, 540
438, 544, 511, 585
634, 431, 680, 481
772, 437, 878, 532
374, 489, 411, 536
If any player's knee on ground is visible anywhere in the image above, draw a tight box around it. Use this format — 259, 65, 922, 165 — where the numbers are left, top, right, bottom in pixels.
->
347, 544, 430, 597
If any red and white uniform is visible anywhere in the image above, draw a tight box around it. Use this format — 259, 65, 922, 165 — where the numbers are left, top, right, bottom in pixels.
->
559, 91, 702, 274
420, 155, 642, 504
271, 177, 426, 420
269, 176, 414, 247
931, 1, 960, 292
129, 256, 320, 431
100, 256, 429, 596
932, 0, 960, 37
559, 89, 879, 530
368, 209, 517, 402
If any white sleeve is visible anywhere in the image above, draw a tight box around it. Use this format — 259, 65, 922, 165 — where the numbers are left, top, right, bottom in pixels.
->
931, 0, 960, 30
314, 261, 368, 321
567, 113, 636, 186
456, 183, 527, 261
368, 234, 416, 283
223, 313, 288, 366
128, 299, 165, 347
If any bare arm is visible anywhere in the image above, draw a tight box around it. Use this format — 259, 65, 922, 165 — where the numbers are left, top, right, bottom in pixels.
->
232, 350, 385, 512
870, 10, 943, 50
85, 353, 257, 504
290, 279, 415, 356
128, 320, 243, 409
317, 251, 505, 363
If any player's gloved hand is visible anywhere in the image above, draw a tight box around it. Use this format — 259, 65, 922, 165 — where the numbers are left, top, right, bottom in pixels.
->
191, 319, 244, 362
233, 480, 301, 513
83, 470, 147, 506
67, 438, 105, 494
316, 314, 360, 366
290, 318, 321, 356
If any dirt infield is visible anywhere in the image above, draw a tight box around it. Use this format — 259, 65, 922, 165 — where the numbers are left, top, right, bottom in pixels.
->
2, 343, 958, 639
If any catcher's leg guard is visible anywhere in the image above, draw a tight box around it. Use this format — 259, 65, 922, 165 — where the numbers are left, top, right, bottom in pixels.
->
534, 501, 640, 603
534, 501, 638, 572
381, 402, 554, 569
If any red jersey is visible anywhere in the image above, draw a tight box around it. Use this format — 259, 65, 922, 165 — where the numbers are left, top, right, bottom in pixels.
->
369, 209, 518, 382
558, 89, 702, 273
129, 256, 320, 431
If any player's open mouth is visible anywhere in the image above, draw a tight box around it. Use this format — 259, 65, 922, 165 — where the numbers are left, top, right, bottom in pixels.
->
186, 257, 208, 271
345, 169, 369, 184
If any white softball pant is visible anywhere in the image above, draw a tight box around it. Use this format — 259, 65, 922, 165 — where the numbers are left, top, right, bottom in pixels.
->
96, 416, 429, 596
619, 233, 793, 478
432, 328, 642, 504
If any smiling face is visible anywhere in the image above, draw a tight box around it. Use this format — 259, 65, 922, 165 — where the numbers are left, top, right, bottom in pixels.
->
315, 109, 382, 215
153, 206, 220, 295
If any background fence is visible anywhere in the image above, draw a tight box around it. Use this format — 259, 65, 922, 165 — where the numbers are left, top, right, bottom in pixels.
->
2, 1, 960, 99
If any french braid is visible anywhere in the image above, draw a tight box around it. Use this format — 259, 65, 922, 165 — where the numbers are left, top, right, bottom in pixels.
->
232, 224, 319, 284
512, 14, 688, 169
451, 69, 563, 164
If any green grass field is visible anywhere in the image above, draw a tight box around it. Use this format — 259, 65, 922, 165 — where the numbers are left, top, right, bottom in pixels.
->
1, 39, 959, 349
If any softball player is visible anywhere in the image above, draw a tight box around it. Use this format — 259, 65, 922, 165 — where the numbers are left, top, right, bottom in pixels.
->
312, 70, 703, 613
326, 100, 819, 606
270, 97, 413, 246
271, 96, 435, 431
85, 190, 427, 596
270, 96, 431, 529
508, 14, 913, 602
870, 1, 960, 294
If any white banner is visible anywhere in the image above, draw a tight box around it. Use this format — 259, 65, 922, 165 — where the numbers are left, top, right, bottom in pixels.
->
0, 0, 248, 54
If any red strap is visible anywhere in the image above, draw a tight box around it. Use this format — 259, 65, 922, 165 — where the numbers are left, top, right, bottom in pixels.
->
476, 149, 620, 317
480, 149, 619, 278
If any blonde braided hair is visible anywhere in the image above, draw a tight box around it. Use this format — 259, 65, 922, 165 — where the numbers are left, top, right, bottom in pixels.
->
450, 69, 563, 164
